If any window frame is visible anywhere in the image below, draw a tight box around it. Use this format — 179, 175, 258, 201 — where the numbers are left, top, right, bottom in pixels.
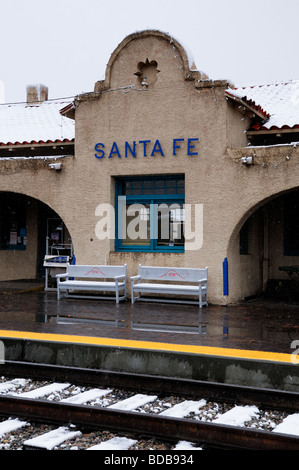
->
115, 176, 185, 253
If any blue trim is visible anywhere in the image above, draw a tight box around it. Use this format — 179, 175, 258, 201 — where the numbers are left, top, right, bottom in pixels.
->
115, 176, 185, 253
223, 257, 229, 296
116, 247, 184, 253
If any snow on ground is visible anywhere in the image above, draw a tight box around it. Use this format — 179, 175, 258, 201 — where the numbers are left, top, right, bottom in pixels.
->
0, 418, 28, 437
273, 414, 299, 436
160, 399, 207, 417
0, 379, 28, 393
213, 405, 259, 426
15, 382, 70, 399
108, 394, 158, 410
174, 441, 203, 450
23, 426, 81, 450
60, 388, 112, 404
87, 437, 137, 451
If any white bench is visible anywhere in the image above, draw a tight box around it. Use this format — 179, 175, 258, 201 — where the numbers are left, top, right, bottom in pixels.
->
131, 265, 208, 308
56, 264, 127, 303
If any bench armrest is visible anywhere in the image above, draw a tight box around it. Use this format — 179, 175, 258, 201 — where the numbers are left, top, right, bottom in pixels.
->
198, 278, 208, 283
130, 275, 141, 282
114, 274, 126, 280
56, 273, 69, 280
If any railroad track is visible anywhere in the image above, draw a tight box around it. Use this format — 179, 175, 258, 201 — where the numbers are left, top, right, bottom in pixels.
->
0, 361, 298, 451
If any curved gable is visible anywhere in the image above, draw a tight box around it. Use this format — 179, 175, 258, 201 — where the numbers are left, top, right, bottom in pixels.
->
94, 30, 206, 92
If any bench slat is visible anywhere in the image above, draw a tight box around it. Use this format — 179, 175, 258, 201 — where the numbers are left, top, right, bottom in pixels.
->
58, 280, 125, 289
138, 265, 207, 282
56, 264, 127, 303
66, 265, 126, 278
131, 265, 208, 308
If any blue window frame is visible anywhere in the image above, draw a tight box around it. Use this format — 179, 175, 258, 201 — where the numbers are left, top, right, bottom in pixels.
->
115, 176, 185, 252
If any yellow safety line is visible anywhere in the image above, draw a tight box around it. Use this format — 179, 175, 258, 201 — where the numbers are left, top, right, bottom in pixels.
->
0, 329, 293, 364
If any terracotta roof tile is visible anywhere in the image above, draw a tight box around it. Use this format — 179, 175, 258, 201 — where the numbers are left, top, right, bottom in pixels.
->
225, 80, 299, 131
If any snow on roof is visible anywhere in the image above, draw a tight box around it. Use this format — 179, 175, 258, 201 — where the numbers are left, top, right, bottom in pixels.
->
0, 99, 75, 146
1, 78, 298, 145
225, 80, 299, 131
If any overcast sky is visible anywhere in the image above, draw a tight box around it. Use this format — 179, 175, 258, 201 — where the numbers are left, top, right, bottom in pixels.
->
1, 0, 298, 103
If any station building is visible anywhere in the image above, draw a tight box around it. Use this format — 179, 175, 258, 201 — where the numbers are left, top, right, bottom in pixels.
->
0, 30, 299, 304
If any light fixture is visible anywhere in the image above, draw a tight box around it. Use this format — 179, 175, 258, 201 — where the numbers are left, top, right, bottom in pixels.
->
241, 156, 253, 165
49, 162, 62, 171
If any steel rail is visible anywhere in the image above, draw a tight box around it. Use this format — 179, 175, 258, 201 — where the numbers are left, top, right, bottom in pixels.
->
0, 360, 299, 413
0, 395, 298, 450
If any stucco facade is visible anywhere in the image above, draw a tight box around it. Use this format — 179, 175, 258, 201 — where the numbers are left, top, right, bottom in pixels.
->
0, 30, 299, 305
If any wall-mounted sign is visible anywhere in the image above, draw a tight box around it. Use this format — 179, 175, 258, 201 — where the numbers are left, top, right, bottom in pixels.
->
94, 138, 199, 159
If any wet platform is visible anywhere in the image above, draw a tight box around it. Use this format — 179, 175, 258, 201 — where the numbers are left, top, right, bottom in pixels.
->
0, 280, 298, 391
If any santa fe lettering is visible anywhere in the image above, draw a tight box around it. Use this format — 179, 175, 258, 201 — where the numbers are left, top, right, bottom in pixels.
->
94, 138, 198, 159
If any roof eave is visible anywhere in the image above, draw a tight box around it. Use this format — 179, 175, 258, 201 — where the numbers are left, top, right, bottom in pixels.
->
0, 139, 75, 158
247, 127, 299, 136
225, 90, 269, 121
0, 139, 74, 148
60, 102, 75, 120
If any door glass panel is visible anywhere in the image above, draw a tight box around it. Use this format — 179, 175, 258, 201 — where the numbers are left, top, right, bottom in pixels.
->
156, 203, 185, 247
120, 203, 151, 246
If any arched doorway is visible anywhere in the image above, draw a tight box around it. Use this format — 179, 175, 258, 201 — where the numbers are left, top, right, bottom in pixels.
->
227, 188, 299, 302
0, 192, 73, 287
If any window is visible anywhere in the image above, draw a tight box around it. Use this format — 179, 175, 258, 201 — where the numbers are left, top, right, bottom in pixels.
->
0, 194, 27, 250
115, 176, 185, 252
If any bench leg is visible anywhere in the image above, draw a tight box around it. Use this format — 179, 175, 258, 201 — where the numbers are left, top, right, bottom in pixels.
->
198, 283, 208, 308
131, 288, 141, 304
131, 292, 141, 303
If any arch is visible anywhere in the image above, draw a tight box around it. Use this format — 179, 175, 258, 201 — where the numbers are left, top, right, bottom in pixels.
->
226, 185, 299, 302
94, 30, 196, 92
227, 185, 299, 254
0, 189, 73, 240
0, 191, 73, 283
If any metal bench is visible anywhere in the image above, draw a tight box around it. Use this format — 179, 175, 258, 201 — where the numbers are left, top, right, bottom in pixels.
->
131, 265, 208, 308
56, 264, 127, 303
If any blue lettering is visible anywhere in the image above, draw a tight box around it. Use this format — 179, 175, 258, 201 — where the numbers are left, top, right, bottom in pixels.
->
151, 139, 164, 157
125, 141, 136, 158
95, 138, 199, 160
187, 138, 199, 155
109, 142, 121, 159
173, 138, 184, 155
139, 140, 151, 156
95, 142, 105, 159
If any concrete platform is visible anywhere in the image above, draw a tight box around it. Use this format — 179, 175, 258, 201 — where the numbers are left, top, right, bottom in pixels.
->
0, 280, 298, 391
